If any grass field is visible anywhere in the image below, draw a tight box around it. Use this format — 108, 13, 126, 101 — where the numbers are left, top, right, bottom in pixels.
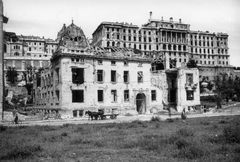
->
0, 115, 240, 162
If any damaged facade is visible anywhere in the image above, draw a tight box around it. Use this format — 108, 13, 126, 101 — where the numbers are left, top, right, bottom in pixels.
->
33, 21, 200, 118
91, 12, 232, 80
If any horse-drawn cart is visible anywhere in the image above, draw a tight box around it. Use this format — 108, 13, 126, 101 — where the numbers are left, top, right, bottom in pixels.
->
98, 108, 119, 120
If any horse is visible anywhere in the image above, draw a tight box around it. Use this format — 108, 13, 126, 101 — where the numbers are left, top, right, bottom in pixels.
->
85, 111, 101, 120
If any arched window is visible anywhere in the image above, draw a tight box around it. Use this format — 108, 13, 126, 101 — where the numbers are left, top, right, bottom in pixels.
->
112, 42, 115, 46
163, 44, 166, 50
168, 44, 171, 50
139, 44, 141, 49
173, 45, 176, 50
178, 45, 181, 51
107, 41, 110, 47
14, 52, 19, 56
183, 45, 186, 51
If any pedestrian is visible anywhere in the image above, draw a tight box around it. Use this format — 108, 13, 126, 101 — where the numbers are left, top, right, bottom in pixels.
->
14, 114, 18, 124
181, 108, 186, 123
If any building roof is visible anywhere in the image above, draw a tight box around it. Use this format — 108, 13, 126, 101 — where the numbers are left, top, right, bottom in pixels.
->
51, 46, 152, 63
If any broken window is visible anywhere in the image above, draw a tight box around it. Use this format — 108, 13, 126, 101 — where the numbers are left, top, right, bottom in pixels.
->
72, 68, 84, 84
97, 70, 103, 82
124, 90, 129, 102
111, 61, 116, 65
137, 71, 143, 83
98, 90, 104, 102
73, 110, 77, 117
186, 90, 194, 100
72, 90, 84, 103
151, 90, 156, 101
111, 70, 117, 83
186, 73, 193, 84
123, 71, 129, 83
55, 90, 59, 103
111, 90, 117, 102
55, 68, 59, 84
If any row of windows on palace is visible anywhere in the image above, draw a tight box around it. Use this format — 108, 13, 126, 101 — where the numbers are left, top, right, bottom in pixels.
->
39, 89, 158, 105
7, 45, 55, 54
42, 68, 145, 89
105, 27, 227, 41
11, 52, 50, 58
40, 88, 195, 106
106, 42, 188, 51
40, 57, 229, 89
106, 41, 227, 55
106, 34, 225, 46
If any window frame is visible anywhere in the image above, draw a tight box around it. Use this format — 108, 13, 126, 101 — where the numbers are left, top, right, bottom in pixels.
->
151, 90, 156, 101
72, 90, 84, 103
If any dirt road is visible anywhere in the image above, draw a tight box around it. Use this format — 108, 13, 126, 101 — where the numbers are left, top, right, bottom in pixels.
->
1, 105, 240, 126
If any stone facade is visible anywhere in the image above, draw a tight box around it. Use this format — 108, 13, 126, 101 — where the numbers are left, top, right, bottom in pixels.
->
33, 22, 201, 118
3, 33, 57, 86
91, 12, 232, 80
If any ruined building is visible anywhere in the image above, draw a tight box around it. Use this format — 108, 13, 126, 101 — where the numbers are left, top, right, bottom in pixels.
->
33, 21, 200, 118
3, 33, 57, 86
91, 12, 232, 80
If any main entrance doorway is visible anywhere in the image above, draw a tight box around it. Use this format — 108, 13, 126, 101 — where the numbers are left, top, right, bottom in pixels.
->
136, 93, 146, 114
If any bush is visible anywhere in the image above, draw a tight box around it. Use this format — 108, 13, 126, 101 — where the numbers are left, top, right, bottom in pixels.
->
61, 132, 68, 137
200, 121, 210, 125
219, 119, 228, 124
200, 96, 216, 102
166, 118, 174, 122
177, 128, 194, 137
175, 138, 190, 149
223, 124, 240, 143
0, 144, 42, 160
177, 144, 205, 159
0, 126, 7, 132
150, 116, 161, 122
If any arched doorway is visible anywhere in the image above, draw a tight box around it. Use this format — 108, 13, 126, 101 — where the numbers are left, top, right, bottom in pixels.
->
136, 93, 146, 114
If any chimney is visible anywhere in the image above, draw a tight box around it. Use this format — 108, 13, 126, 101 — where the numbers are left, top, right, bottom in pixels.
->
149, 11, 152, 22
179, 18, 182, 23
161, 16, 163, 21
170, 17, 173, 22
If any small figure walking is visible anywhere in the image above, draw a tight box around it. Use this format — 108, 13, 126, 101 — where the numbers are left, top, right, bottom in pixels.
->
181, 108, 186, 123
14, 114, 18, 124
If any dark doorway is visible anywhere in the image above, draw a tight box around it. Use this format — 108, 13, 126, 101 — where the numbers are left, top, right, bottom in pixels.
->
136, 93, 146, 114
167, 73, 177, 103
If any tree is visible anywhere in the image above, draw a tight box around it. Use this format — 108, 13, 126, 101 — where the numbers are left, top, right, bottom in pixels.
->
6, 67, 19, 85
187, 59, 198, 68
213, 73, 237, 107
22, 66, 36, 96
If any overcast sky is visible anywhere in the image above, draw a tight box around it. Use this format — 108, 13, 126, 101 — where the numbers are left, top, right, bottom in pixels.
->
3, 0, 240, 67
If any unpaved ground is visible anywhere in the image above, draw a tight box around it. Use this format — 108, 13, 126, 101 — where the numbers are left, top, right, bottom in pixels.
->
1, 105, 240, 126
